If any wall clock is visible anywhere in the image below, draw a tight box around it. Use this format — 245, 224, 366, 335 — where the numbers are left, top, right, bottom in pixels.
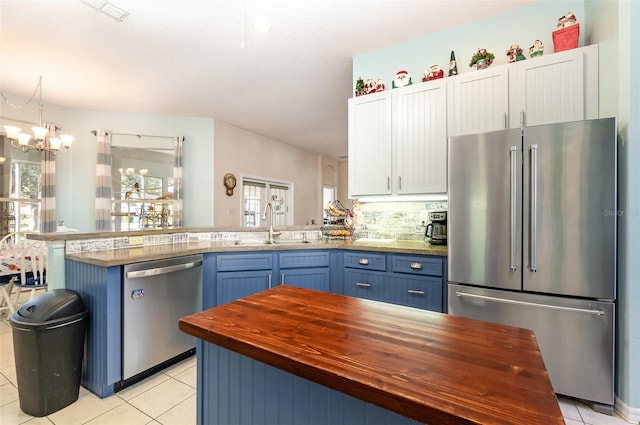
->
223, 173, 237, 196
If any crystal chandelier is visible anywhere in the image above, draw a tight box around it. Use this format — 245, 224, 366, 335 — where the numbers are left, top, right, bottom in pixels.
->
2, 76, 74, 155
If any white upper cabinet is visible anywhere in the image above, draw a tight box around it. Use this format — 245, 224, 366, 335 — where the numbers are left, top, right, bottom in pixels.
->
509, 44, 598, 127
348, 90, 392, 196
349, 45, 599, 199
395, 80, 447, 194
348, 80, 447, 198
447, 67, 509, 137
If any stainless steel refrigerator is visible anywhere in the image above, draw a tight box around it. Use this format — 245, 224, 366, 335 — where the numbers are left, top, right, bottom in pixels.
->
447, 118, 616, 413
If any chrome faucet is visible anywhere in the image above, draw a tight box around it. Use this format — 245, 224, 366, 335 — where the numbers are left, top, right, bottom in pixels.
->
262, 201, 277, 243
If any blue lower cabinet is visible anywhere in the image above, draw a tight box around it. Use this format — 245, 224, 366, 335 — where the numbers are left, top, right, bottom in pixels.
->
198, 343, 419, 425
343, 251, 445, 312
280, 267, 330, 291
398, 275, 443, 312
278, 251, 331, 292
216, 270, 273, 305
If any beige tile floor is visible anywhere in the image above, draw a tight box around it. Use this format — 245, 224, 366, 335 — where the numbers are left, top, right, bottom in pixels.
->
0, 291, 634, 424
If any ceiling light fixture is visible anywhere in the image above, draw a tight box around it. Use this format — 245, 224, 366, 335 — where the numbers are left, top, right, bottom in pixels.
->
80, 0, 129, 22
2, 76, 74, 155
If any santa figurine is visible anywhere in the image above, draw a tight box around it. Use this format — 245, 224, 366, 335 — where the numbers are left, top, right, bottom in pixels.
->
529, 39, 544, 58
364, 78, 377, 94
392, 70, 412, 89
375, 77, 385, 92
506, 44, 526, 63
422, 65, 444, 82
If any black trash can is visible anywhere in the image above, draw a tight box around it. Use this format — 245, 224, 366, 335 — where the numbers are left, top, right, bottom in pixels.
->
9, 289, 88, 417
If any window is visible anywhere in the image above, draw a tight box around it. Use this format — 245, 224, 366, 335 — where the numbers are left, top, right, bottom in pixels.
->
114, 171, 175, 230
8, 160, 42, 232
242, 178, 292, 227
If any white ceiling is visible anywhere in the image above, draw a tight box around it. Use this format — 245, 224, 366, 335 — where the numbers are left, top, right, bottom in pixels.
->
0, 0, 534, 159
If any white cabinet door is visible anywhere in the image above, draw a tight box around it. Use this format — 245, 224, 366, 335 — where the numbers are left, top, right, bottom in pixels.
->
348, 91, 392, 197
448, 67, 509, 137
395, 80, 447, 194
510, 45, 598, 127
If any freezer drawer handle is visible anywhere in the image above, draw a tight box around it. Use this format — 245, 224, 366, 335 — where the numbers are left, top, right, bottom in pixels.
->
410, 262, 423, 270
125, 260, 202, 279
356, 282, 371, 288
456, 291, 605, 316
407, 289, 425, 295
358, 258, 370, 265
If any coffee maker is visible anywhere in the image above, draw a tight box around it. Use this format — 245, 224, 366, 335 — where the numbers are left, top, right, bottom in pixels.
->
425, 211, 447, 245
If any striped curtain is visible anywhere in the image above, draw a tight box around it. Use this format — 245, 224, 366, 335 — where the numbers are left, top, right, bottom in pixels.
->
95, 130, 112, 230
173, 136, 184, 227
39, 124, 57, 233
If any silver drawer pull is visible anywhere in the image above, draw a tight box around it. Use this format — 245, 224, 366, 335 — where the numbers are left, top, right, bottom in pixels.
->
407, 289, 425, 295
410, 262, 423, 270
358, 258, 369, 265
356, 282, 371, 288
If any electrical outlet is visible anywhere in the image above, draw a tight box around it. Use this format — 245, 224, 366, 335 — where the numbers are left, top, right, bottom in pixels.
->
129, 236, 144, 246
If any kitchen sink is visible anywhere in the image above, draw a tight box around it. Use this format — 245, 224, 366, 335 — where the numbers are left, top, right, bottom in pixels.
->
273, 240, 312, 245
233, 239, 312, 246
234, 239, 273, 245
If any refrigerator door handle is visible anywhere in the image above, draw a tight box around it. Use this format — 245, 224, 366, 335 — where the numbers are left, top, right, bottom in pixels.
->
455, 291, 605, 316
510, 146, 518, 271
530, 144, 538, 272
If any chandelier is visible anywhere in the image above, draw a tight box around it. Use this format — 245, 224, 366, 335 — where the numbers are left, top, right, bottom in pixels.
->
2, 76, 74, 155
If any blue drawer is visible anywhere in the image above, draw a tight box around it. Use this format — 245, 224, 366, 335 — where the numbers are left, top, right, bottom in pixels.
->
279, 251, 330, 269
344, 252, 386, 271
216, 253, 273, 271
391, 255, 443, 277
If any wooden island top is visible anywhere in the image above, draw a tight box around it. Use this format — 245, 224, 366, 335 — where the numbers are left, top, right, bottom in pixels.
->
179, 285, 563, 425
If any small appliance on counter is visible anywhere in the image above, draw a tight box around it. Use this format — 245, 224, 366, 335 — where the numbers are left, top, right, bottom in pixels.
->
425, 211, 447, 245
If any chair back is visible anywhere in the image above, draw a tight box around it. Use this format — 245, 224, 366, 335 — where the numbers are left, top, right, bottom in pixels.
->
18, 241, 47, 287
0, 231, 36, 251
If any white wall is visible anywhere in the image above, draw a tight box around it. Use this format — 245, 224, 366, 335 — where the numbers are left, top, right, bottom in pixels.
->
213, 120, 324, 227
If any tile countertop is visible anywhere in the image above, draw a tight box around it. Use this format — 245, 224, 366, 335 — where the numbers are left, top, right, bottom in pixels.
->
65, 239, 448, 267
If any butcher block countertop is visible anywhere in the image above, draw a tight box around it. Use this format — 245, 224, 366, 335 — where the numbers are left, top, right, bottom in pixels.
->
179, 285, 563, 425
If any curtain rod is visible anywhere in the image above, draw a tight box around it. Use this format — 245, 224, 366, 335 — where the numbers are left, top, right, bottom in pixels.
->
90, 130, 182, 141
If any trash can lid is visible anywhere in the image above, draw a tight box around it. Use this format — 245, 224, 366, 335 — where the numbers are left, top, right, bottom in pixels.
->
13, 289, 86, 323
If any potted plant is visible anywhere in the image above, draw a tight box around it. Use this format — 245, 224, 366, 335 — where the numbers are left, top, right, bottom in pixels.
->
469, 48, 495, 70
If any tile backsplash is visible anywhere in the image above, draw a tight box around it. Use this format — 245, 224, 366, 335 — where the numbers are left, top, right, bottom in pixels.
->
352, 200, 447, 241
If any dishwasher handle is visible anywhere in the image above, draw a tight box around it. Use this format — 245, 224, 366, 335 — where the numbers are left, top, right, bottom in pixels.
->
125, 260, 202, 279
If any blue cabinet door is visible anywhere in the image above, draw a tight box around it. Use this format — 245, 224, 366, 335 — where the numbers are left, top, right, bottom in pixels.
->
216, 270, 272, 305
280, 267, 330, 291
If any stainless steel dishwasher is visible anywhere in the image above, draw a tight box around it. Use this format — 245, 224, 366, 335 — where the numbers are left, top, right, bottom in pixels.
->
122, 254, 202, 383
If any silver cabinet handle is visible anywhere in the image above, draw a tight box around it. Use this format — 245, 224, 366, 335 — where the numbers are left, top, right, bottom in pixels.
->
387, 176, 390, 190
399, 176, 402, 190
410, 262, 423, 270
356, 282, 371, 288
510, 146, 518, 271
358, 258, 369, 265
125, 260, 202, 279
280, 273, 284, 285
268, 273, 272, 289
520, 110, 526, 127
530, 144, 538, 272
407, 289, 425, 295
456, 291, 605, 316
503, 112, 508, 129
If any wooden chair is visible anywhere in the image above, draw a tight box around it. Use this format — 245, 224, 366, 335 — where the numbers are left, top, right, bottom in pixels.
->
0, 231, 36, 315
11, 240, 47, 308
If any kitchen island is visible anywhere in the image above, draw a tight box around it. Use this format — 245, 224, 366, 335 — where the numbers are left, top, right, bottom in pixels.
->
179, 285, 563, 425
